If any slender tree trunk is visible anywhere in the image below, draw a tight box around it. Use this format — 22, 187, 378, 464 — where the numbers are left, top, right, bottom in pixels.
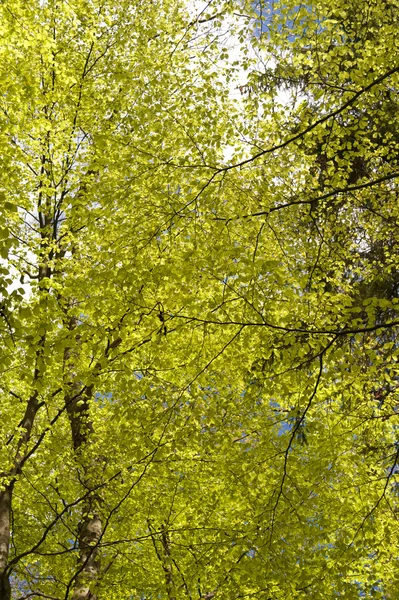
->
71, 497, 102, 600
161, 527, 176, 600
64, 317, 103, 600
66, 382, 103, 600
63, 305, 122, 598
0, 485, 12, 600
0, 355, 45, 599
149, 521, 176, 600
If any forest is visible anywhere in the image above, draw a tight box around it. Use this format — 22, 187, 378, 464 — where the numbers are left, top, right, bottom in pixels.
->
0, 0, 398, 598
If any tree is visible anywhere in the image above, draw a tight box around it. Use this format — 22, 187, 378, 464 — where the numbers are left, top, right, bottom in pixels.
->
0, 1, 237, 597
198, 0, 399, 596
0, 0, 399, 598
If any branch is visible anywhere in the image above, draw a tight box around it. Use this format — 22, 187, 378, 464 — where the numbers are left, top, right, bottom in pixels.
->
269, 341, 332, 536
216, 64, 399, 173
174, 314, 399, 337
214, 171, 399, 221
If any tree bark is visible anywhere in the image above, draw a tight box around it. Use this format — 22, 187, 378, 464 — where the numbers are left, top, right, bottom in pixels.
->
0, 485, 12, 600
64, 318, 102, 600
161, 527, 176, 600
0, 354, 45, 599
63, 309, 122, 598
148, 521, 176, 600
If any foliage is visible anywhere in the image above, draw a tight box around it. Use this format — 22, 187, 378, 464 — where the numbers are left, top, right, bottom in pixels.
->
0, 0, 399, 598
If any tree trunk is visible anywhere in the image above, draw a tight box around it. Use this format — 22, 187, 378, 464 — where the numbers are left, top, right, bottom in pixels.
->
72, 503, 102, 600
63, 311, 122, 598
0, 485, 13, 600
148, 521, 176, 600
0, 355, 45, 599
161, 527, 176, 600
64, 318, 103, 599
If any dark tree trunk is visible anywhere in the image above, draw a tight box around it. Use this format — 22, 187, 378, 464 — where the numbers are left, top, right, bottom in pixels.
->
0, 486, 13, 600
